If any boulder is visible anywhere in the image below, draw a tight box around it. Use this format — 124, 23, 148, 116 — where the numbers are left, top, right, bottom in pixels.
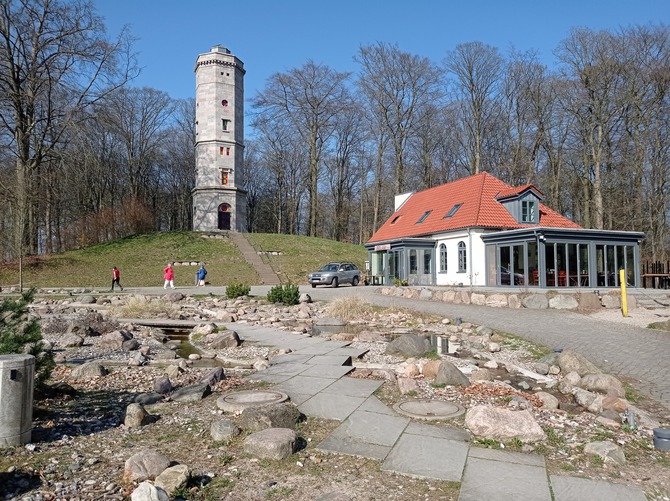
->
69, 362, 108, 379
385, 334, 432, 358
211, 418, 241, 441
535, 391, 559, 410
558, 350, 601, 376
153, 376, 173, 394
573, 388, 603, 413
584, 441, 626, 466
122, 339, 141, 351
579, 373, 625, 398
60, 333, 84, 348
205, 331, 240, 349
243, 428, 297, 460
434, 360, 470, 387
238, 402, 302, 432
100, 330, 132, 349
521, 294, 548, 309
124, 449, 170, 482
298, 293, 312, 303
200, 367, 225, 386
124, 403, 156, 428
164, 292, 185, 302
154, 464, 189, 494
421, 359, 442, 378
465, 405, 546, 443
397, 377, 420, 395
192, 323, 217, 335
171, 383, 211, 402
549, 295, 579, 310
131, 482, 169, 501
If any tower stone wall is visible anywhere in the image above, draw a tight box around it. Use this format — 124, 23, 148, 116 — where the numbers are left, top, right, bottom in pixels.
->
192, 45, 247, 232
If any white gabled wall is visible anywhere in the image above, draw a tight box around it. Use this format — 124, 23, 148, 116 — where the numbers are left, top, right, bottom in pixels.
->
434, 229, 490, 286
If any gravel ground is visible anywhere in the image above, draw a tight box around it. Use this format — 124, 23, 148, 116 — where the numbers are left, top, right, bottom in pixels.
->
1, 295, 669, 500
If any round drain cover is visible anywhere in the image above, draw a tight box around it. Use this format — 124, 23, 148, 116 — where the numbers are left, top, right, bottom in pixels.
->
216, 390, 289, 412
393, 399, 465, 420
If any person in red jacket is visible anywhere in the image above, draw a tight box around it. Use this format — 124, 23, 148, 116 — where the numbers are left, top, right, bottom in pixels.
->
163, 262, 175, 289
111, 266, 123, 291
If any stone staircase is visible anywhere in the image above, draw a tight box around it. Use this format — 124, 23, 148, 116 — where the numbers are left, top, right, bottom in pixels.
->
227, 232, 281, 285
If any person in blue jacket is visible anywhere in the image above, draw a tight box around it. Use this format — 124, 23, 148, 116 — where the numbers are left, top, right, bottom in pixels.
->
196, 264, 207, 287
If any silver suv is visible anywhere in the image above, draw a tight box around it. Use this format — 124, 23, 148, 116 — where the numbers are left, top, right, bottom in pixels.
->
308, 262, 360, 288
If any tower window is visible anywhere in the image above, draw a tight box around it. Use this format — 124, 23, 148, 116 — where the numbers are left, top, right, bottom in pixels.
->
222, 119, 230, 131
226, 147, 230, 156
221, 170, 229, 185
222, 100, 228, 106
220, 147, 224, 155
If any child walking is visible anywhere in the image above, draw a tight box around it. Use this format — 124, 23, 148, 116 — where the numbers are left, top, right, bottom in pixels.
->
196, 264, 207, 287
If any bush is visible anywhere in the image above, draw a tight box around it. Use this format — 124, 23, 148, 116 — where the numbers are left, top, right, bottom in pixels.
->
0, 289, 54, 386
267, 283, 300, 305
226, 282, 251, 299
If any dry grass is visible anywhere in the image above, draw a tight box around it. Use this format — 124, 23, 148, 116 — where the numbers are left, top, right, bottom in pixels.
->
107, 296, 179, 319
326, 295, 373, 321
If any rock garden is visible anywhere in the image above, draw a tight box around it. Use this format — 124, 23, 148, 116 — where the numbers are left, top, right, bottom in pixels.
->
1, 291, 669, 500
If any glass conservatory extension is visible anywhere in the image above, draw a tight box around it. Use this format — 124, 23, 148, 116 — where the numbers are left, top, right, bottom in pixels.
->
481, 228, 645, 288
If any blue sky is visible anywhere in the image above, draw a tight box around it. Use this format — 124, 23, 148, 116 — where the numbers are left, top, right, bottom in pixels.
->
93, 0, 668, 101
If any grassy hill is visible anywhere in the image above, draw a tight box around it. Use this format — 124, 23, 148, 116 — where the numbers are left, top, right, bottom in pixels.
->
0, 232, 368, 289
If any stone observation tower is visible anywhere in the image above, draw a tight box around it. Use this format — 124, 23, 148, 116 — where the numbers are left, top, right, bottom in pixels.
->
192, 45, 247, 232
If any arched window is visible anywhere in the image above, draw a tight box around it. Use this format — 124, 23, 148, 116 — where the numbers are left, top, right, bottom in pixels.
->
458, 241, 467, 273
439, 244, 447, 272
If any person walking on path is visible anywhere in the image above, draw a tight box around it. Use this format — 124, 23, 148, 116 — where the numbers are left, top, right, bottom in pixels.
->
196, 264, 207, 287
163, 262, 175, 289
111, 266, 123, 291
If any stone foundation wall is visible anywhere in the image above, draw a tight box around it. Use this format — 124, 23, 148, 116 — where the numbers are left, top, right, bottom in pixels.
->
377, 286, 634, 312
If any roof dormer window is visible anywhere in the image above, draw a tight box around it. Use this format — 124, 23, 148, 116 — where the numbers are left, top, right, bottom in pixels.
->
521, 200, 536, 223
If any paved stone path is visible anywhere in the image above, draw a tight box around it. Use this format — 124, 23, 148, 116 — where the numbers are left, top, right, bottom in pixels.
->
231, 323, 648, 501
304, 286, 670, 412
117, 284, 670, 410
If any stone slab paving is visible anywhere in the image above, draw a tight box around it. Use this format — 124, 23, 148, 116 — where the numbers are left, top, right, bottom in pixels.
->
458, 453, 552, 501
319, 377, 384, 398
227, 305, 649, 501
299, 364, 354, 379
304, 355, 352, 366
382, 434, 469, 481
273, 375, 337, 396
550, 475, 649, 501
298, 393, 367, 420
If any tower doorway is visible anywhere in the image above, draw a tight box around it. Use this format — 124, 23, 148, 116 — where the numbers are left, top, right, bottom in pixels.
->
218, 203, 231, 230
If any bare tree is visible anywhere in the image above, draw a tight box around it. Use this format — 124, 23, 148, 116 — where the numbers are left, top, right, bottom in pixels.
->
444, 41, 504, 175
356, 42, 442, 193
0, 0, 136, 272
252, 61, 350, 237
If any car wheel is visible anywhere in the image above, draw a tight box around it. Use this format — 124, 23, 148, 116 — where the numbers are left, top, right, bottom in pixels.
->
352, 276, 359, 286
331, 277, 338, 288
311, 283, 316, 288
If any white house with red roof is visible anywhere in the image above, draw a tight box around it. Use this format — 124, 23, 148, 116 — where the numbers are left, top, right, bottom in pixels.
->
365, 173, 644, 288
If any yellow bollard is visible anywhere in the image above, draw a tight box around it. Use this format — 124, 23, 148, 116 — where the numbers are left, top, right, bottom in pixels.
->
619, 269, 628, 317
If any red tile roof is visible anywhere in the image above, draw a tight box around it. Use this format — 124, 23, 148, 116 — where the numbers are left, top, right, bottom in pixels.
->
367, 172, 581, 243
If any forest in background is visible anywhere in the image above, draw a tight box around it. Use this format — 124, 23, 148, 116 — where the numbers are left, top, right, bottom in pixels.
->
1, 0, 669, 262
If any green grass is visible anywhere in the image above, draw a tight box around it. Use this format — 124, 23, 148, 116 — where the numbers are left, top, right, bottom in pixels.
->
247, 233, 367, 284
0, 231, 367, 289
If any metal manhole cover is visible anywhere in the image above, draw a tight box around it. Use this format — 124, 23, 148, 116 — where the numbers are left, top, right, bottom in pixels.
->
393, 399, 465, 420
216, 390, 289, 412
